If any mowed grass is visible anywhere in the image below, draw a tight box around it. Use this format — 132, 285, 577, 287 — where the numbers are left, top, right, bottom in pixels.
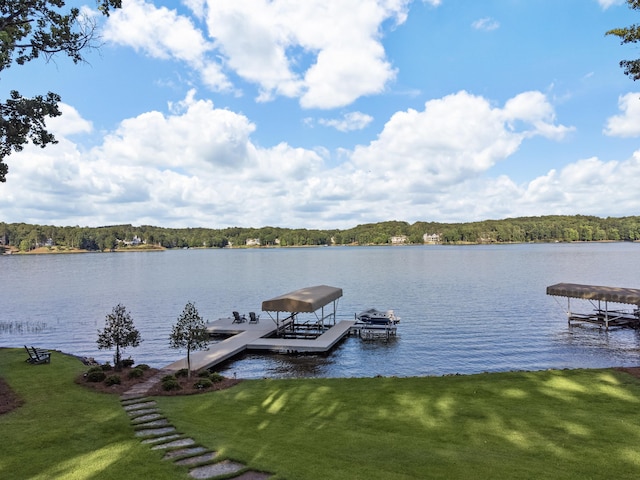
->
4, 345, 640, 480
0, 348, 188, 480
157, 369, 640, 480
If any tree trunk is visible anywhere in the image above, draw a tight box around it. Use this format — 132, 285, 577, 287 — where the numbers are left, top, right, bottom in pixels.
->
187, 346, 191, 379
115, 345, 121, 371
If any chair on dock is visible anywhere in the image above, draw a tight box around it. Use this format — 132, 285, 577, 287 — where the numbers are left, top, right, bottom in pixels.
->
24, 345, 51, 364
232, 311, 246, 323
249, 312, 259, 324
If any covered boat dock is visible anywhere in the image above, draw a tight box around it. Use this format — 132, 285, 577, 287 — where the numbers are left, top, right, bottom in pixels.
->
546, 283, 640, 329
261, 285, 344, 338
164, 285, 355, 372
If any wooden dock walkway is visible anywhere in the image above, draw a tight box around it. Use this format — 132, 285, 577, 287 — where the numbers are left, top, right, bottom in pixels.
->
248, 320, 356, 353
163, 317, 356, 372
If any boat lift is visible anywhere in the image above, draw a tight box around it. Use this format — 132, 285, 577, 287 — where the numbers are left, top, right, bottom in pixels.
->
546, 283, 640, 330
261, 285, 343, 338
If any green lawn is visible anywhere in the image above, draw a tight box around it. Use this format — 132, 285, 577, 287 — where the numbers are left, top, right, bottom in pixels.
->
4, 346, 640, 479
0, 348, 188, 480
157, 369, 640, 480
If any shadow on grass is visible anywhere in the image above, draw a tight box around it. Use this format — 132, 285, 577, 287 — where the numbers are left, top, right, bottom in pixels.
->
158, 369, 640, 480
0, 349, 187, 480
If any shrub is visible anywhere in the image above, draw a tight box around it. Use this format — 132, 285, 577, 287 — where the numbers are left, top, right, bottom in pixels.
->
161, 374, 176, 383
175, 368, 189, 378
105, 375, 121, 386
209, 372, 224, 383
87, 366, 103, 374
119, 358, 135, 369
197, 370, 211, 378
136, 363, 150, 371
162, 377, 181, 391
101, 362, 112, 371
127, 367, 144, 379
86, 370, 106, 382
193, 378, 212, 389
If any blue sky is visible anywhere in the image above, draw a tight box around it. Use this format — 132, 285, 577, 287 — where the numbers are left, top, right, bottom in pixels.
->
2, 0, 640, 229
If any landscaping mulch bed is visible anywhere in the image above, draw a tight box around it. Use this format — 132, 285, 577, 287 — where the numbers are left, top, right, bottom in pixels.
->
0, 376, 24, 414
617, 366, 640, 379
75, 366, 241, 396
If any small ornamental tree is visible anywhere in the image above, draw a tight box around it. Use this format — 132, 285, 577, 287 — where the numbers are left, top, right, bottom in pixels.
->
169, 301, 209, 379
97, 304, 141, 370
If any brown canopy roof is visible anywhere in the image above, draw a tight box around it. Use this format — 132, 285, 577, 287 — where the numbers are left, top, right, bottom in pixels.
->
546, 283, 640, 305
261, 285, 343, 313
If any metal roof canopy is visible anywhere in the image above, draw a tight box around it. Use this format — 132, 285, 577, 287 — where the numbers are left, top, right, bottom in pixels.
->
262, 285, 343, 313
261, 285, 343, 334
546, 283, 640, 305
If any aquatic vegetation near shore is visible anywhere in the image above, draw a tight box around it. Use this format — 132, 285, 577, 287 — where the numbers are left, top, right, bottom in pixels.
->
0, 321, 48, 335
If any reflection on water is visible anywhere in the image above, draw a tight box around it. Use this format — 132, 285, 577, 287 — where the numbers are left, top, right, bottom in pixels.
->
2, 242, 640, 378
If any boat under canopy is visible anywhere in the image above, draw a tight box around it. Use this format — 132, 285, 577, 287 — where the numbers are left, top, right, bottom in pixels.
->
261, 285, 343, 337
547, 283, 640, 329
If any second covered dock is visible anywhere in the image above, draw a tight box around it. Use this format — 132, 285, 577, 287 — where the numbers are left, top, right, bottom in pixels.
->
546, 282, 640, 329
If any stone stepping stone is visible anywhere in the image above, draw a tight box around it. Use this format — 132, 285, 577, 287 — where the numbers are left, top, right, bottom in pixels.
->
189, 460, 245, 479
141, 434, 182, 445
123, 401, 157, 411
121, 396, 149, 404
233, 472, 273, 480
134, 418, 170, 428
135, 426, 176, 437
163, 446, 208, 460
174, 452, 217, 466
131, 413, 164, 424
127, 408, 159, 418
151, 438, 196, 450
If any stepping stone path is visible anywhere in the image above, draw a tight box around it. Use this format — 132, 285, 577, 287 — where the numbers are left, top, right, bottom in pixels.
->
121, 373, 272, 479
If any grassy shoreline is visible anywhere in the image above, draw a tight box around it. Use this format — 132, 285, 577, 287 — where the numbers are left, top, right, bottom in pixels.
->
3, 348, 640, 479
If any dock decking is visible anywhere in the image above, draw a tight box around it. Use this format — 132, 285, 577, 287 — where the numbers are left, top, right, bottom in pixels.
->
248, 320, 356, 354
163, 317, 355, 372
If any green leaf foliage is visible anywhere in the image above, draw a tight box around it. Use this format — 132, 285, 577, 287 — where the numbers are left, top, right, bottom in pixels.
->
606, 0, 640, 80
169, 301, 209, 378
2, 215, 640, 251
96, 303, 141, 369
0, 0, 123, 182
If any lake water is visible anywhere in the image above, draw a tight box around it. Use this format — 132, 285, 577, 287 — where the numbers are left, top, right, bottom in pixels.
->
2, 243, 640, 379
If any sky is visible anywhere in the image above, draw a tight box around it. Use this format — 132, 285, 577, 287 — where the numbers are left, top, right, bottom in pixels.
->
2, 0, 640, 230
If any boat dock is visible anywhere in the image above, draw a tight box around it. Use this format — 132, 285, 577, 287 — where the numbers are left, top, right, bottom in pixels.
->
163, 315, 356, 372
249, 320, 356, 354
164, 285, 353, 372
547, 283, 640, 329
163, 316, 277, 372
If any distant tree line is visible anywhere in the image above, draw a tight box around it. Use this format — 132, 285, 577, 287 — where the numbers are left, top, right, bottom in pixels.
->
1, 215, 640, 253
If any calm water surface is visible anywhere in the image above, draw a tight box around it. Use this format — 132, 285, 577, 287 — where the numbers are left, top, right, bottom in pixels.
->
2, 243, 640, 378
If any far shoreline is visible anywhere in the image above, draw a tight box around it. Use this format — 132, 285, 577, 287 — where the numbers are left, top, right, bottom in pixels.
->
2, 239, 638, 256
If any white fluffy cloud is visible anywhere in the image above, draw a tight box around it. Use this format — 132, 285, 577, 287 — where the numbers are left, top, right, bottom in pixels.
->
349, 91, 572, 189
472, 17, 500, 31
603, 92, 640, 137
104, 0, 232, 92
5, 89, 639, 229
47, 103, 93, 136
318, 112, 374, 132
597, 0, 625, 9
104, 0, 408, 108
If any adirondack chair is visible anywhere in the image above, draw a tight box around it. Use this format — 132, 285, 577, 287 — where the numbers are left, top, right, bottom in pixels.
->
249, 312, 260, 323
232, 311, 246, 323
25, 346, 51, 364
